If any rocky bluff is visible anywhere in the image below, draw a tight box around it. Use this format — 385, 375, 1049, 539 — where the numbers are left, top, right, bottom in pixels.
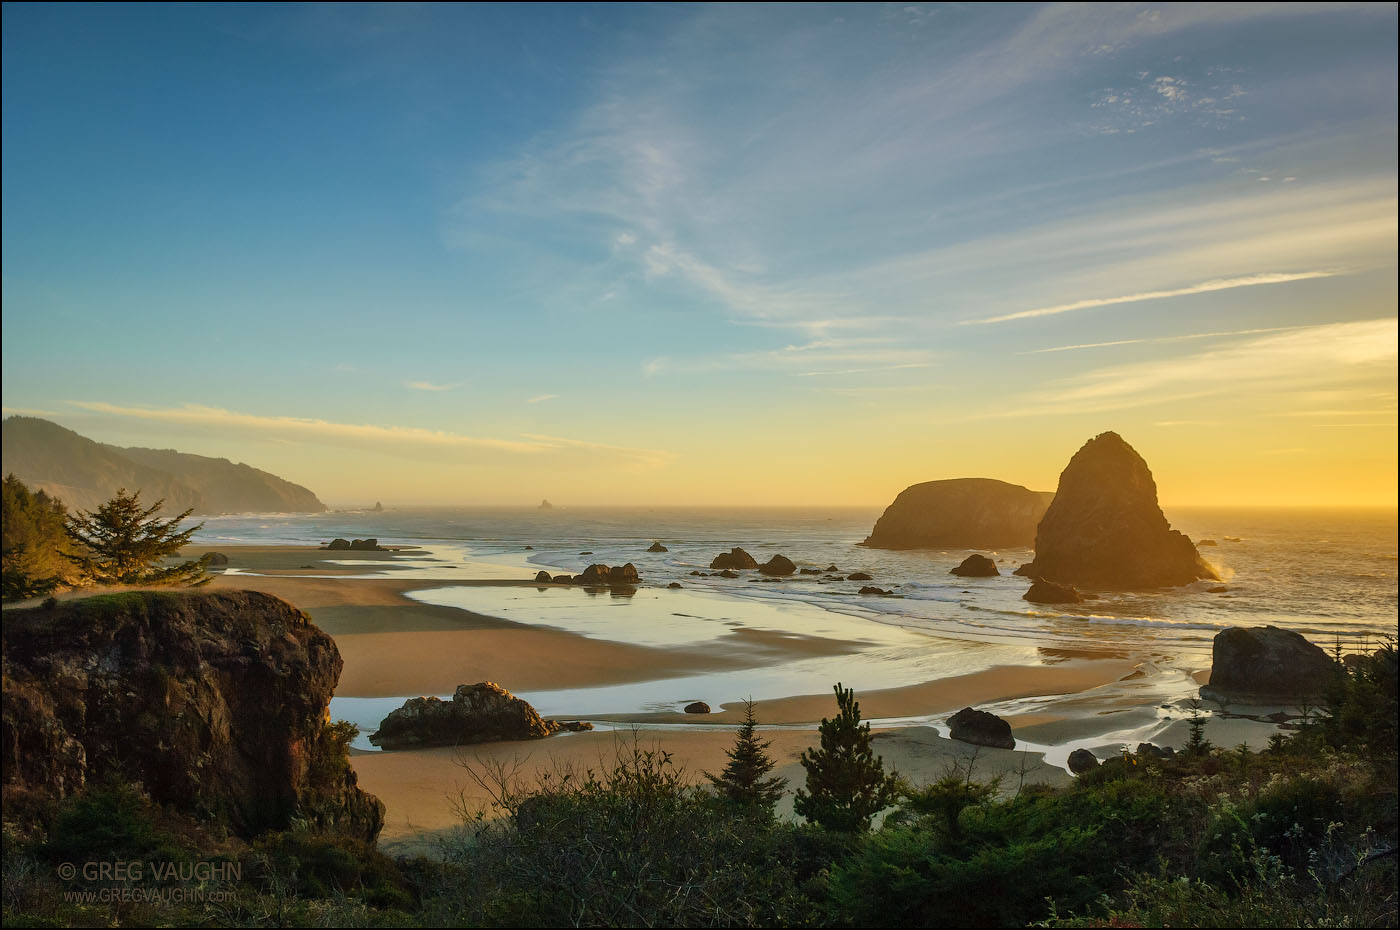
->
1017, 432, 1217, 588
1, 590, 383, 841
862, 478, 1054, 550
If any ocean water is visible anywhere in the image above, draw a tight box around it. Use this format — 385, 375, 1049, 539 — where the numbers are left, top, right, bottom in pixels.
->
196, 505, 1398, 746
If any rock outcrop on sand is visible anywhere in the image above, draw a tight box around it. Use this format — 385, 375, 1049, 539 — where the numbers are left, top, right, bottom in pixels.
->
950, 553, 999, 577
1016, 432, 1217, 588
535, 570, 552, 583
947, 707, 1015, 749
710, 548, 759, 570
862, 478, 1054, 550
759, 554, 797, 576
574, 563, 639, 586
1068, 749, 1100, 774
684, 701, 711, 714
1200, 626, 1335, 703
369, 682, 591, 750
1023, 579, 1082, 604
1, 590, 383, 841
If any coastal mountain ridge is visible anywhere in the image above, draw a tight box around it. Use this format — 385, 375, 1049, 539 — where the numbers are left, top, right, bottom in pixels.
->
0, 416, 326, 515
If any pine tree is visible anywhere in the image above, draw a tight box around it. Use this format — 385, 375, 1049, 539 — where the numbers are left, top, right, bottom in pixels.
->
705, 699, 786, 814
63, 488, 211, 587
794, 682, 900, 832
2, 474, 76, 599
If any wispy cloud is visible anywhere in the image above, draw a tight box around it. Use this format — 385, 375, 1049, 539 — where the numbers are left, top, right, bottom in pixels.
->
64, 402, 670, 469
405, 380, 463, 392
1023, 326, 1298, 354
970, 272, 1342, 325
1024, 318, 1397, 413
526, 393, 558, 404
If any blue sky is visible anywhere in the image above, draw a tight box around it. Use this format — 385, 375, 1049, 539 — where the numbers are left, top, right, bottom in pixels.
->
3, 2, 1396, 506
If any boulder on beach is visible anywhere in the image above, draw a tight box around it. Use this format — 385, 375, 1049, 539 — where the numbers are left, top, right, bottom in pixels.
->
684, 701, 711, 714
759, 554, 796, 576
369, 682, 591, 750
1200, 626, 1335, 703
349, 538, 380, 551
611, 563, 641, 585
327, 538, 351, 550
948, 707, 1015, 749
202, 551, 229, 567
799, 568, 822, 575
1023, 580, 1082, 604
667, 582, 682, 589
551, 574, 573, 584
1068, 748, 1100, 775
718, 569, 740, 578
950, 553, 999, 577
1016, 432, 1218, 589
862, 477, 1054, 550
534, 570, 552, 583
824, 564, 840, 572
847, 571, 873, 581
858, 585, 893, 596
710, 547, 759, 570
647, 542, 668, 552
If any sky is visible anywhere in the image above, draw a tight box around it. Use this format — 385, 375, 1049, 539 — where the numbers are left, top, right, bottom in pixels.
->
2, 2, 1396, 508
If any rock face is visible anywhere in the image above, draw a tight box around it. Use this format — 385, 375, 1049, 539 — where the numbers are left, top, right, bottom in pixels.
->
950, 554, 999, 577
1, 590, 383, 841
759, 554, 796, 576
1018, 432, 1217, 588
863, 478, 1054, 550
369, 682, 591, 750
710, 548, 759, 570
1023, 580, 1082, 604
1200, 626, 1335, 702
1067, 749, 1100, 775
947, 707, 1015, 749
647, 542, 668, 552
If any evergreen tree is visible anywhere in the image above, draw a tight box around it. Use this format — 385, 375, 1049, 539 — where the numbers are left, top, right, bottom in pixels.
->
794, 682, 900, 832
2, 474, 77, 599
63, 489, 211, 587
705, 699, 786, 814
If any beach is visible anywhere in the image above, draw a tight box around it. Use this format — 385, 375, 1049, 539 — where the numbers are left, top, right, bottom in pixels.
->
176, 541, 1299, 852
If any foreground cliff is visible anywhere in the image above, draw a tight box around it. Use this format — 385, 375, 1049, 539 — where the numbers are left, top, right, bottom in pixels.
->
1, 590, 382, 840
1018, 432, 1217, 588
863, 478, 1054, 549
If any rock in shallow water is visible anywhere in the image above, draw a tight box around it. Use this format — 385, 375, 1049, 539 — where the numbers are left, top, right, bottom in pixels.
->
710, 547, 758, 570
950, 553, 999, 577
370, 682, 591, 750
948, 707, 1015, 749
683, 701, 710, 714
1023, 579, 1082, 604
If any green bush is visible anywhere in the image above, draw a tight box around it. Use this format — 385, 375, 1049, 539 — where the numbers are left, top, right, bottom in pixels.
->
42, 781, 187, 867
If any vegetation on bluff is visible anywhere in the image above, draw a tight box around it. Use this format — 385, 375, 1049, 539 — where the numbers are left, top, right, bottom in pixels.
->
2, 651, 1395, 927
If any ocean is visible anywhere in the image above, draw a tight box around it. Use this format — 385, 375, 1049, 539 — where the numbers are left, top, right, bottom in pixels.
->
194, 505, 1398, 751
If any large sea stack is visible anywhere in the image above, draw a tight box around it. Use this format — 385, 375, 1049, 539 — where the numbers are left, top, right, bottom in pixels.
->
862, 478, 1054, 549
1018, 432, 1217, 588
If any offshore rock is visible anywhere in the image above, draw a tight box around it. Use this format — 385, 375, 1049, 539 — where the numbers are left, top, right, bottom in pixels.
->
950, 554, 999, 577
1023, 579, 1082, 604
710, 548, 759, 570
647, 542, 668, 552
1018, 432, 1217, 588
1, 590, 383, 841
759, 554, 797, 576
863, 478, 1054, 550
